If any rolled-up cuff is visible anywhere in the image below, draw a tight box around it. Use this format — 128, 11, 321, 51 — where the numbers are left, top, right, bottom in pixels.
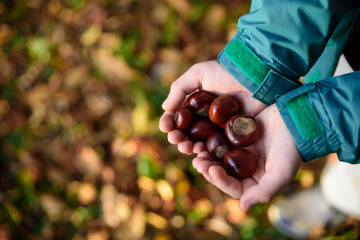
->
217, 38, 301, 105
276, 83, 340, 161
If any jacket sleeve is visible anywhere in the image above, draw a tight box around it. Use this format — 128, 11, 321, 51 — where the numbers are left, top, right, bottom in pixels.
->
218, 0, 359, 105
276, 71, 360, 164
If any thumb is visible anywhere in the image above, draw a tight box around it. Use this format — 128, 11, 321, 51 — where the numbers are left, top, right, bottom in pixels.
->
240, 113, 302, 212
239, 162, 299, 212
162, 65, 203, 111
239, 167, 287, 212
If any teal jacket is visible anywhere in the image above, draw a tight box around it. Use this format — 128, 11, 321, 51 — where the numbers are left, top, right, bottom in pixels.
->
218, 0, 360, 164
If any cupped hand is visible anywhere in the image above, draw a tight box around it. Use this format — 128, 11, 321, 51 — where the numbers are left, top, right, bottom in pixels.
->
192, 104, 302, 212
159, 61, 266, 155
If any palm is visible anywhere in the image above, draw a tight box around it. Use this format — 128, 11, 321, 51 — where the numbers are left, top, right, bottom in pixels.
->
193, 61, 266, 114
192, 105, 302, 212
159, 61, 266, 154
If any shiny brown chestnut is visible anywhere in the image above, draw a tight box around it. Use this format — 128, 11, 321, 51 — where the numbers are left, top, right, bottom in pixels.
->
207, 133, 233, 159
174, 107, 193, 130
225, 115, 259, 147
188, 119, 219, 141
209, 95, 240, 127
224, 149, 257, 179
187, 90, 216, 117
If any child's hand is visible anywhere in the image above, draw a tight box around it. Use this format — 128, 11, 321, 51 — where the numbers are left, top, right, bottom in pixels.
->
192, 104, 302, 212
159, 60, 266, 155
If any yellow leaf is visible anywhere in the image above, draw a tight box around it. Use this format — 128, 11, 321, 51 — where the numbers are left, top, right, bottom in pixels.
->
137, 176, 156, 192
300, 170, 315, 188
175, 179, 190, 195
224, 198, 246, 224
64, 65, 89, 89
205, 216, 232, 236
92, 48, 133, 81
194, 198, 213, 215
4, 203, 21, 225
80, 25, 102, 47
77, 147, 103, 176
131, 101, 151, 136
146, 212, 168, 229
156, 179, 174, 201
154, 232, 173, 240
170, 215, 185, 228
39, 194, 66, 221
78, 182, 97, 204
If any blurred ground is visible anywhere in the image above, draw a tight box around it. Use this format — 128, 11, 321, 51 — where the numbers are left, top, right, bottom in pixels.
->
0, 0, 359, 239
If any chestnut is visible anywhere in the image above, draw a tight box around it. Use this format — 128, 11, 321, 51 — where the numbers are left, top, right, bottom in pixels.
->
187, 90, 216, 117
224, 149, 257, 179
207, 133, 233, 159
174, 107, 193, 130
225, 115, 259, 147
188, 119, 219, 141
209, 95, 240, 127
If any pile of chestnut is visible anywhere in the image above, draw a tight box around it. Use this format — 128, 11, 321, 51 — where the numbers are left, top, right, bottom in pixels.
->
174, 90, 259, 180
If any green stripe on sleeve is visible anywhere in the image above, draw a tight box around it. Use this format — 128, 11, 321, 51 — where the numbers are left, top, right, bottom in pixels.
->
286, 95, 323, 141
224, 39, 269, 86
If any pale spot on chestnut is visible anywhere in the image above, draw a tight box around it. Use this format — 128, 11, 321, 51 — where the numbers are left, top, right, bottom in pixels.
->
225, 115, 259, 147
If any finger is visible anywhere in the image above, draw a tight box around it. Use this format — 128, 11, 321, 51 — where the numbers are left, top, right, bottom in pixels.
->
210, 166, 259, 200
239, 164, 297, 213
193, 154, 255, 200
192, 154, 217, 183
239, 114, 302, 212
167, 129, 186, 144
162, 65, 203, 111
192, 152, 217, 173
193, 142, 207, 154
192, 151, 209, 170
192, 151, 246, 199
178, 140, 194, 155
159, 111, 175, 133
207, 165, 244, 199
